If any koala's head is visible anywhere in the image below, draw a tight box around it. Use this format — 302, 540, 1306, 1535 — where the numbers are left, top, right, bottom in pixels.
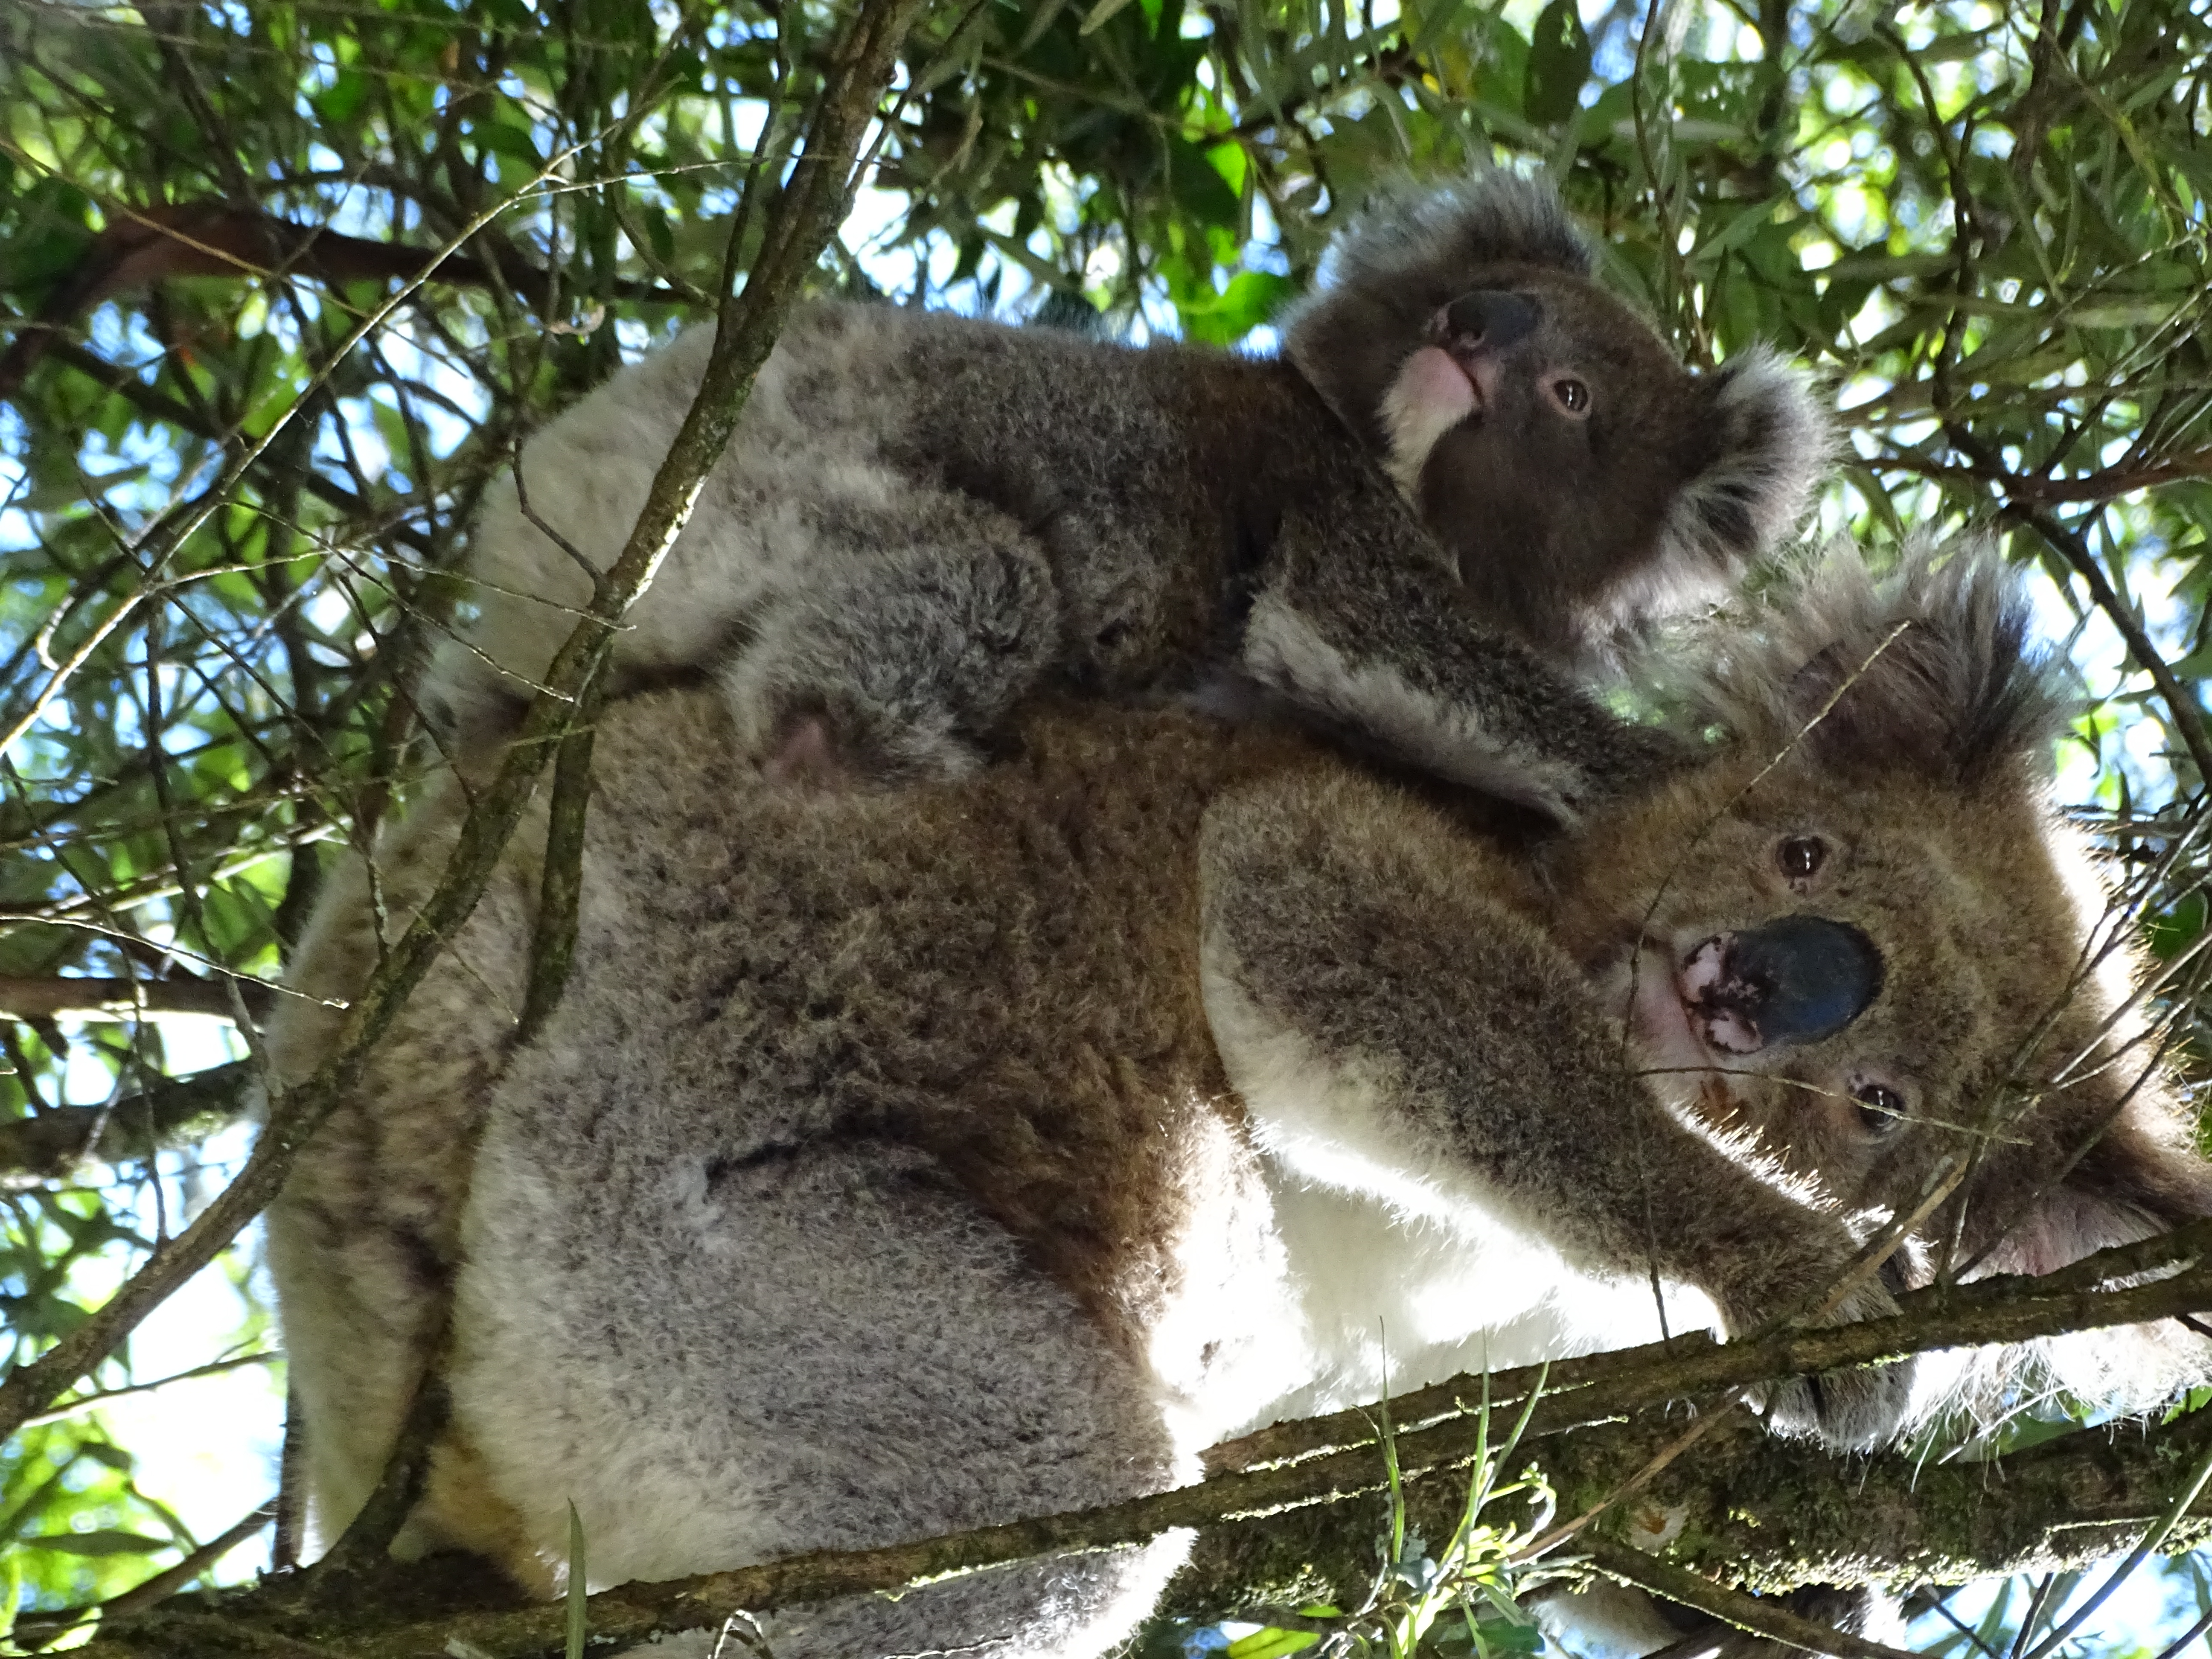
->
1551, 543, 2212, 1417
1281, 171, 1827, 658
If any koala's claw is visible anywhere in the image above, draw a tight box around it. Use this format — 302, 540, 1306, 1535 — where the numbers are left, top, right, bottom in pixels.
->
1758, 1356, 1918, 1451
1748, 1270, 1918, 1450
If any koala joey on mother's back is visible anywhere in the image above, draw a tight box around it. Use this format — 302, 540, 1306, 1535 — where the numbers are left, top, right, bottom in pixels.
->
270, 544, 2212, 1657
425, 171, 1822, 818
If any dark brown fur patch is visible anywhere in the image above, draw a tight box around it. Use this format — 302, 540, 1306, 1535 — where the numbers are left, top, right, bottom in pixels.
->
565, 691, 1332, 1347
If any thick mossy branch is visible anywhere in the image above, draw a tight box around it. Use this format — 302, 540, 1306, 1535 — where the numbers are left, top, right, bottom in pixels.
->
1211, 1218, 2212, 1473
64, 1249, 2212, 1657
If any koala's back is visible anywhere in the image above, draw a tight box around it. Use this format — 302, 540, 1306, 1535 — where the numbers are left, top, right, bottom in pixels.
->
435, 304, 1327, 745
493, 687, 1316, 1331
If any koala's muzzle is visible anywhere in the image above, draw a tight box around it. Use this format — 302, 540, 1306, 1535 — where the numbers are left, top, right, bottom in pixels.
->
1433, 291, 1540, 356
1683, 915, 1883, 1055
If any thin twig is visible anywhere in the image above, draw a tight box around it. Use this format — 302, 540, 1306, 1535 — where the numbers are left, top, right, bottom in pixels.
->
14, 1501, 277, 1648
23, 1350, 277, 1427
1579, 1536, 1919, 1659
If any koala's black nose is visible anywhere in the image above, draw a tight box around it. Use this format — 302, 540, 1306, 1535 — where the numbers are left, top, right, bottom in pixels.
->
1719, 915, 1884, 1049
1438, 291, 1540, 352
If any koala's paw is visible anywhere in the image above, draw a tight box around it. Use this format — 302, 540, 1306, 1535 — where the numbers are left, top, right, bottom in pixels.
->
757, 699, 982, 791
1752, 1274, 1918, 1451
1760, 1357, 1918, 1450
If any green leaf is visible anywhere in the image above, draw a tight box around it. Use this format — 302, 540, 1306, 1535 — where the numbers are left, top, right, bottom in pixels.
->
1477, 1615, 1545, 1654
19, 1528, 171, 1556
1522, 0, 1592, 126
2150, 892, 2206, 962
2, 179, 97, 297
317, 68, 370, 126
1164, 134, 1240, 227
1223, 1628, 1320, 1659
1079, 0, 1139, 34
2070, 299, 2181, 329
474, 116, 544, 171
644, 208, 677, 270
1206, 139, 1249, 198
1175, 270, 1293, 344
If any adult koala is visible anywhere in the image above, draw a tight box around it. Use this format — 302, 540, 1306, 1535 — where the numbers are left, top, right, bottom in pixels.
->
268, 545, 2211, 1655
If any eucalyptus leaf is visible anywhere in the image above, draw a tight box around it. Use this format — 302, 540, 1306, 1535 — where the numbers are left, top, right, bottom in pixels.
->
1522, 0, 1592, 126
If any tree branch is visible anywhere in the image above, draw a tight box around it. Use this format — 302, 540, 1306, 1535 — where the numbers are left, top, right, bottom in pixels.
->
23, 1350, 275, 1428
62, 1246, 2212, 1658
1209, 1218, 2212, 1473
1577, 1537, 1917, 1659
0, 1061, 250, 1184
15, 1501, 278, 1650
0, 204, 691, 401
0, 974, 272, 1024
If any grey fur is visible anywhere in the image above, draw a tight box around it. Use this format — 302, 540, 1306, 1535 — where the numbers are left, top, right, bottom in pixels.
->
270, 543, 2211, 1655
424, 171, 1823, 819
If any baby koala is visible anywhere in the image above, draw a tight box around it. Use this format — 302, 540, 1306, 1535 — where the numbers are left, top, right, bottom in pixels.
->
426, 171, 1822, 819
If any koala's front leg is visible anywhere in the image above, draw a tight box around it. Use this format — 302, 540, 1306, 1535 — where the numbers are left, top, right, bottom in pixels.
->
1197, 768, 1914, 1449
717, 517, 1058, 788
1240, 508, 1683, 824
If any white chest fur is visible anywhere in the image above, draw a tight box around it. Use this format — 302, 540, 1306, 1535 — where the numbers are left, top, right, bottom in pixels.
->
1174, 955, 1720, 1451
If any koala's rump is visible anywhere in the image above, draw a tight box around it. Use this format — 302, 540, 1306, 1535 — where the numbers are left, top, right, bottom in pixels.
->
522, 690, 1319, 1315
414, 690, 1326, 1581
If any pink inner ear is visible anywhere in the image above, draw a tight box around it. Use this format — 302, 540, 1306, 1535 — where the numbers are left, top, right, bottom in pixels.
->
762, 713, 851, 791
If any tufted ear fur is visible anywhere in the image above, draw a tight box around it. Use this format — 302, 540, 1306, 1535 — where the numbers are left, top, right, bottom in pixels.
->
1651, 346, 1830, 591
1678, 539, 2071, 789
1956, 1055, 2212, 1412
1977, 1096, 2212, 1278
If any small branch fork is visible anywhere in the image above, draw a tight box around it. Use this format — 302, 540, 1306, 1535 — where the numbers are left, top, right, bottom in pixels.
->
0, 0, 928, 1449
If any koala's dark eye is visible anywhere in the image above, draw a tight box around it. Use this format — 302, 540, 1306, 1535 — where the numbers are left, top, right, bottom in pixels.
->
1853, 1081, 1908, 1134
1550, 375, 1591, 415
1776, 836, 1828, 882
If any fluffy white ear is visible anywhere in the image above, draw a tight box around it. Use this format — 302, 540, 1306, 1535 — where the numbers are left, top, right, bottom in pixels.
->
1652, 346, 1829, 586
1976, 1099, 2212, 1279
1956, 1067, 2212, 1413
1677, 539, 2071, 789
